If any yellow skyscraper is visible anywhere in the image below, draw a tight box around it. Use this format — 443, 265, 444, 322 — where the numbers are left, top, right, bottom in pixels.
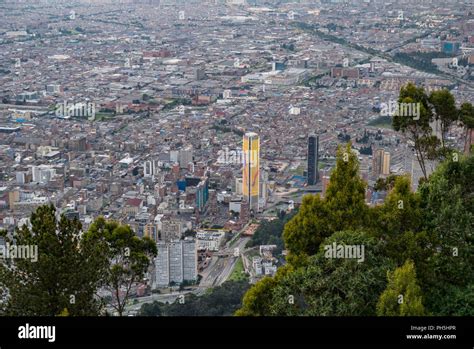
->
242, 132, 260, 212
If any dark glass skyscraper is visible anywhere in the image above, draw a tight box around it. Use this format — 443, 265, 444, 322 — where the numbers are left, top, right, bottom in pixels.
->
308, 134, 319, 185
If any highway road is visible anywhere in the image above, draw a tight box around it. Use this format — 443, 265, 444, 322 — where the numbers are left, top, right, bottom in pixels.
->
199, 236, 250, 290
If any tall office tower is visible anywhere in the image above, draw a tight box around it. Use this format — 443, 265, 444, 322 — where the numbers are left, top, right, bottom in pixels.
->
182, 239, 197, 281
307, 134, 319, 185
179, 146, 193, 169
242, 132, 260, 212
234, 177, 243, 195
382, 151, 391, 175
372, 149, 383, 178
155, 243, 170, 287
169, 241, 184, 284
144, 160, 153, 178
259, 169, 268, 208
373, 149, 391, 177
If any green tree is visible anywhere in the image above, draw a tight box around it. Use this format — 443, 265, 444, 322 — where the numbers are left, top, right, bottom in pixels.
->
238, 231, 393, 316
374, 174, 399, 192
0, 205, 106, 316
376, 260, 425, 316
235, 276, 278, 316
247, 211, 295, 255
373, 176, 423, 236
140, 301, 162, 316
283, 195, 331, 264
324, 143, 368, 232
418, 154, 474, 313
460, 102, 474, 129
430, 283, 474, 316
369, 176, 434, 283
85, 217, 157, 316
57, 308, 70, 317
429, 89, 458, 149
460, 102, 474, 154
273, 231, 393, 316
283, 143, 367, 264
393, 83, 434, 179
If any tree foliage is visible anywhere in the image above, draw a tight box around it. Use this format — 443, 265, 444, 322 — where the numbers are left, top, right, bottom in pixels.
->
429, 89, 458, 149
283, 143, 367, 264
460, 102, 474, 129
324, 143, 368, 232
376, 260, 425, 316
247, 211, 296, 255
392, 83, 433, 179
85, 217, 157, 316
418, 155, 474, 314
141, 280, 250, 316
0, 205, 106, 316
372, 175, 423, 236
238, 231, 393, 316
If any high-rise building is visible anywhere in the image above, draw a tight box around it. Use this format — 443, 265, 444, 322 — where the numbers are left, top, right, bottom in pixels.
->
154, 239, 197, 288
372, 149, 383, 177
194, 67, 206, 81
155, 243, 169, 287
169, 241, 183, 284
382, 151, 391, 175
144, 223, 158, 242
234, 178, 243, 195
372, 149, 391, 177
32, 165, 55, 184
195, 178, 209, 213
179, 147, 193, 169
144, 160, 159, 178
259, 174, 268, 208
182, 239, 197, 281
242, 132, 260, 212
307, 134, 319, 185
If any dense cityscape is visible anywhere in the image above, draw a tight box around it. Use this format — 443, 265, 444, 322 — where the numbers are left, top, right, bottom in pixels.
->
0, 0, 473, 335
